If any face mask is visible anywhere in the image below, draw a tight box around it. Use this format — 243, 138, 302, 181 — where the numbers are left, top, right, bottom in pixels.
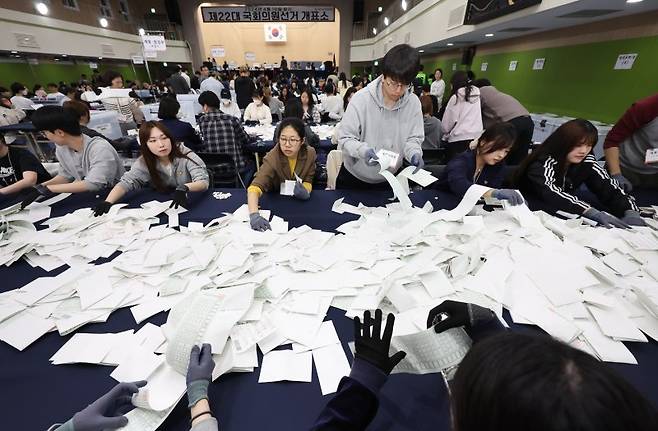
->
22, 89, 28, 96
222, 99, 230, 105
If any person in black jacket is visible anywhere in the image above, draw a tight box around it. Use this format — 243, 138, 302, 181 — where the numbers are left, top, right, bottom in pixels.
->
234, 66, 256, 111
514, 119, 646, 228
436, 122, 524, 205
157, 95, 202, 151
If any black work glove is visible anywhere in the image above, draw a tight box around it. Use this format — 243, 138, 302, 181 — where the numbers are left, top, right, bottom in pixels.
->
426, 300, 496, 333
354, 309, 406, 375
170, 185, 189, 209
92, 201, 113, 217
20, 184, 53, 210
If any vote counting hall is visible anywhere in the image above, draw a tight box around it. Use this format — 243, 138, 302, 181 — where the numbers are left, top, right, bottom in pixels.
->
1, 0, 658, 430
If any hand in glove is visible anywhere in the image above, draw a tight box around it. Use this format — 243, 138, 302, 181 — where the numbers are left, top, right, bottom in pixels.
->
363, 148, 379, 167
583, 208, 630, 229
69, 381, 147, 431
293, 181, 310, 200
426, 300, 496, 333
186, 344, 215, 408
612, 174, 633, 193
620, 209, 646, 227
354, 309, 406, 374
409, 153, 424, 174
20, 184, 53, 210
492, 189, 524, 206
170, 185, 189, 209
92, 201, 113, 217
249, 212, 271, 232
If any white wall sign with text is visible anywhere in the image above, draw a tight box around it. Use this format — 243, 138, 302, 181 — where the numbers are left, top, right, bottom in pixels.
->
533, 58, 545, 70
614, 53, 638, 70
141, 35, 167, 52
452, 63, 457, 71
210, 46, 225, 58
131, 55, 144, 65
509, 60, 518, 71
481, 62, 488, 72
245, 52, 256, 62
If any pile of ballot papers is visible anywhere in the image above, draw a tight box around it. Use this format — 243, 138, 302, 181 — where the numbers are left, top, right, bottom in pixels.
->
0, 185, 657, 430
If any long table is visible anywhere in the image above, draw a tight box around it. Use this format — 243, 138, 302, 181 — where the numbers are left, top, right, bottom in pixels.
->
0, 189, 657, 431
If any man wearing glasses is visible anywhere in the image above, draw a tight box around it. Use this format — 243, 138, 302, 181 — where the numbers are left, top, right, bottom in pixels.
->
337, 44, 424, 189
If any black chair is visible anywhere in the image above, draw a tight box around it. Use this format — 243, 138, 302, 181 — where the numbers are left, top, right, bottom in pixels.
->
196, 152, 246, 189
422, 148, 447, 165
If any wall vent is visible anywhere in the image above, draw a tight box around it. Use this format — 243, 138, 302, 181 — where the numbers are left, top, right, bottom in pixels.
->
14, 33, 39, 49
447, 4, 467, 30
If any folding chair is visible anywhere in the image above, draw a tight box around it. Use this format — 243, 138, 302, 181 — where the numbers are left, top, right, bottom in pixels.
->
196, 152, 246, 189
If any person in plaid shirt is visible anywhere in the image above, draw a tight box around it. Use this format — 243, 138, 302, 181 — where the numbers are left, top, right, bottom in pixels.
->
197, 91, 254, 183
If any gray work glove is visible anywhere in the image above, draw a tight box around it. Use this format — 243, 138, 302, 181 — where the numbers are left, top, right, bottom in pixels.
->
249, 212, 271, 231
363, 148, 379, 166
409, 153, 424, 174
293, 181, 310, 200
583, 208, 630, 229
612, 174, 633, 193
620, 210, 646, 227
187, 344, 215, 408
492, 189, 525, 206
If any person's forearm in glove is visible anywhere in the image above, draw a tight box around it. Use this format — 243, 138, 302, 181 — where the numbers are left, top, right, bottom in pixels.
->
492, 189, 525, 206
583, 208, 630, 229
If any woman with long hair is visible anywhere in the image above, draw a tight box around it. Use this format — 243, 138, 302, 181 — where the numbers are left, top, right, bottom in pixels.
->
300, 87, 321, 125
337, 72, 352, 97
91, 121, 208, 215
441, 70, 483, 161
514, 119, 646, 227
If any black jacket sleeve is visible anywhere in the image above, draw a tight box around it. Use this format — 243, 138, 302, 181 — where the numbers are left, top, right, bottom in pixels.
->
524, 157, 591, 215
581, 155, 638, 216
309, 377, 379, 431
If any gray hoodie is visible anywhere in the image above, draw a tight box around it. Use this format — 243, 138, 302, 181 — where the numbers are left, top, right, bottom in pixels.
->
56, 134, 125, 191
338, 76, 424, 183
119, 145, 209, 193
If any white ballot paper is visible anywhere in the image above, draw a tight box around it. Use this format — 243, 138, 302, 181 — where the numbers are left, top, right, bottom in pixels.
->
389, 327, 472, 374
280, 180, 297, 196
258, 349, 312, 383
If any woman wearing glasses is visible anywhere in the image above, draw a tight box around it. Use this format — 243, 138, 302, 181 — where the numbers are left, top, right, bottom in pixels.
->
247, 117, 317, 231
337, 44, 424, 189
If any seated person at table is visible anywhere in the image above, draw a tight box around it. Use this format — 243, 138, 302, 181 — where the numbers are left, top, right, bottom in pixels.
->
311, 306, 658, 431
420, 95, 442, 150
321, 82, 344, 122
33, 84, 47, 100
247, 117, 316, 231
514, 119, 645, 228
51, 345, 219, 431
20, 105, 124, 209
0, 133, 51, 196
282, 99, 320, 147
0, 96, 26, 126
92, 121, 208, 215
46, 83, 68, 101
603, 93, 658, 191
63, 100, 133, 155
219, 88, 241, 119
157, 95, 202, 152
300, 88, 321, 125
10, 82, 34, 111
436, 122, 523, 205
337, 44, 424, 190
99, 71, 145, 132
197, 91, 254, 184
243, 88, 272, 126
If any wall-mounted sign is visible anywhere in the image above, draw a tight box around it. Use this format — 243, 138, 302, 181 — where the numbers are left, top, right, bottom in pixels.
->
131, 55, 144, 65
210, 46, 225, 58
614, 53, 637, 70
245, 52, 256, 62
452, 63, 457, 71
141, 35, 166, 52
89, 62, 98, 69
481, 62, 488, 71
201, 6, 335, 22
509, 60, 518, 71
533, 58, 545, 70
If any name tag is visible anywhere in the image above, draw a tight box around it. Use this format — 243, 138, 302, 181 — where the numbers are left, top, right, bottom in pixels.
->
280, 180, 296, 196
645, 148, 658, 164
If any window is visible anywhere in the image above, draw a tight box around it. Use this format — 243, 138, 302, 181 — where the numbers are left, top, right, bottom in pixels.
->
118, 0, 130, 22
62, 0, 78, 10
99, 0, 112, 18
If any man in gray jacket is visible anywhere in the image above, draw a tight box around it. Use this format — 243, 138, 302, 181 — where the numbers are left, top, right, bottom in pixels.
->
20, 105, 124, 209
337, 44, 424, 189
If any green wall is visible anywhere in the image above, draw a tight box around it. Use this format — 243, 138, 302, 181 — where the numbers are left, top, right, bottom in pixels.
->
353, 34, 658, 124
0, 61, 152, 89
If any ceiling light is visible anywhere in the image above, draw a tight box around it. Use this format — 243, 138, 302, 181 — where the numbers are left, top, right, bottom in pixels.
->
485, 33, 494, 37
138, 28, 146, 36
55, 58, 60, 61
378, 6, 383, 12
36, 2, 48, 15
99, 18, 108, 27
372, 27, 377, 35
401, 0, 408, 11
384, 17, 389, 26
10, 50, 17, 54
419, 50, 425, 53
163, 62, 168, 67
62, 54, 67, 57
98, 56, 103, 59
150, 8, 156, 13
447, 42, 454, 46
626, 0, 643, 3
374, 61, 379, 66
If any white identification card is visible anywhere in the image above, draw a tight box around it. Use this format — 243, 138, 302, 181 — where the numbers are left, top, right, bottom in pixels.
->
280, 180, 296, 196
645, 148, 658, 164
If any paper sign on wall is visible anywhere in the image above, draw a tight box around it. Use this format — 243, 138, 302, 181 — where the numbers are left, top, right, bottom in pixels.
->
533, 58, 545, 70
481, 62, 488, 71
141, 35, 167, 52
131, 55, 144, 65
210, 46, 225, 58
89, 62, 98, 69
509, 60, 518, 71
452, 63, 457, 71
614, 53, 637, 70
245, 52, 256, 62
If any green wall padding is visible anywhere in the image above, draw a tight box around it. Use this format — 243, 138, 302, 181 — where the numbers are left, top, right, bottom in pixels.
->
422, 35, 658, 124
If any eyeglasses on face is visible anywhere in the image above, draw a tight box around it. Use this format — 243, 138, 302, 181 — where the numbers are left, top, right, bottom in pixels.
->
384, 78, 412, 91
279, 137, 302, 145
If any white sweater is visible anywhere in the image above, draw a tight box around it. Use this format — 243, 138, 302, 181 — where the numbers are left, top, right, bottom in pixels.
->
243, 102, 272, 125
441, 86, 483, 143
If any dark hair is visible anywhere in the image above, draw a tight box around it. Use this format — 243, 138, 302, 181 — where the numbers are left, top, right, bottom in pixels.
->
422, 83, 431, 93
274, 117, 306, 146
343, 87, 358, 111
473, 78, 492, 88
324, 82, 335, 95
278, 85, 289, 103
102, 70, 123, 87
466, 70, 476, 81
252, 87, 269, 105
452, 332, 658, 431
198, 91, 220, 109
283, 98, 304, 120
451, 70, 475, 103
10, 82, 26, 95
33, 84, 44, 93
300, 88, 315, 109
381, 44, 420, 85
515, 119, 598, 185
352, 77, 362, 88
435, 68, 444, 78
138, 121, 196, 192
47, 83, 58, 89
157, 96, 180, 120
477, 122, 517, 155
339, 72, 348, 88
32, 105, 81, 135
63, 100, 91, 124
420, 95, 434, 116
